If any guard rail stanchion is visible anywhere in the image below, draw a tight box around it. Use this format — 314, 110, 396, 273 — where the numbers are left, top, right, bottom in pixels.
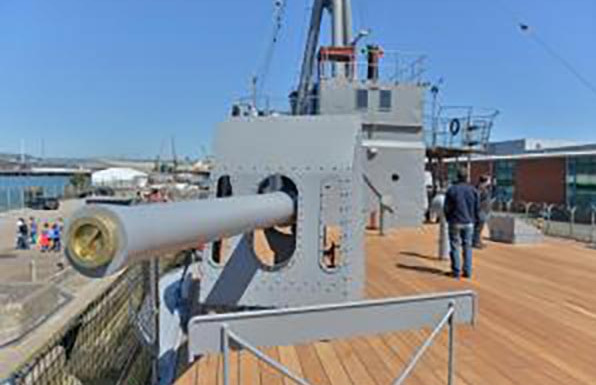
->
568, 206, 577, 238
524, 202, 534, 220
222, 324, 230, 385
545, 204, 555, 235
489, 198, 497, 213
448, 303, 456, 385
379, 201, 385, 237
506, 199, 514, 213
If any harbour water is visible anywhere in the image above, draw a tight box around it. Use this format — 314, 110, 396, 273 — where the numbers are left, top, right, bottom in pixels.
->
0, 175, 71, 213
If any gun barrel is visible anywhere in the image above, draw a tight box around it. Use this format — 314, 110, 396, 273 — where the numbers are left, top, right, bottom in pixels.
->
65, 192, 295, 278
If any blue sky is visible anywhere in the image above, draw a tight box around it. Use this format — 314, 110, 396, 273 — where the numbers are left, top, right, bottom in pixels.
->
1, 0, 595, 158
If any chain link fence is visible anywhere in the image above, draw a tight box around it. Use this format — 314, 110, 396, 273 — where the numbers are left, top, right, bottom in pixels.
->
3, 248, 190, 385
4, 265, 153, 385
491, 200, 596, 244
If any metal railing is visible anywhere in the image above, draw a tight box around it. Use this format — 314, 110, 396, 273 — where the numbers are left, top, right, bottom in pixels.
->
363, 173, 394, 236
425, 106, 499, 152
219, 303, 456, 385
4, 265, 153, 385
491, 200, 596, 244
317, 50, 427, 85
185, 292, 476, 385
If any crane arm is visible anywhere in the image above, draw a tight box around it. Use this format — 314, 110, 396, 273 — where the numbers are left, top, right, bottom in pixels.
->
294, 0, 354, 115
294, 0, 329, 115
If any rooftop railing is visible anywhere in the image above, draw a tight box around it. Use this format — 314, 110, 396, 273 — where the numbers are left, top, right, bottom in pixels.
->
425, 106, 499, 153
317, 50, 427, 85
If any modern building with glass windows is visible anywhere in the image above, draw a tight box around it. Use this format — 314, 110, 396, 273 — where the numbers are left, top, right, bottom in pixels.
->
566, 155, 596, 208
446, 139, 596, 210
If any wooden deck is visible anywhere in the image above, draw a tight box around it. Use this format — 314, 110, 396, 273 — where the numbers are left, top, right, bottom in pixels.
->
175, 226, 596, 385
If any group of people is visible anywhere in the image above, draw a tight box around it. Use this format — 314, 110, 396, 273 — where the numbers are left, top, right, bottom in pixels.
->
15, 217, 64, 252
443, 168, 491, 280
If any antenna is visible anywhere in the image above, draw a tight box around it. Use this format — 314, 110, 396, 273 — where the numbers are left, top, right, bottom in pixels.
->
430, 78, 444, 148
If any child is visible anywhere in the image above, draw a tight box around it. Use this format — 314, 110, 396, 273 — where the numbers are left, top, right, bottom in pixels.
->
51, 223, 62, 252
29, 217, 38, 246
48, 223, 56, 252
40, 223, 50, 253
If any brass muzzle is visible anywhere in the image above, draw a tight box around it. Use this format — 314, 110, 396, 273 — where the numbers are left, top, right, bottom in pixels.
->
66, 213, 120, 269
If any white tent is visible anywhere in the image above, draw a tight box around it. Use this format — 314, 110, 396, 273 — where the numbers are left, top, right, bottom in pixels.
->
91, 168, 148, 189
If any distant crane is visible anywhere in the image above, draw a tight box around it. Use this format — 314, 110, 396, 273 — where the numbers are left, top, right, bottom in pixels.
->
154, 136, 179, 173
171, 135, 178, 172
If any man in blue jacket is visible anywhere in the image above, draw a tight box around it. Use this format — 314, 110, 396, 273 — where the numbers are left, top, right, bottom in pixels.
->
444, 167, 480, 279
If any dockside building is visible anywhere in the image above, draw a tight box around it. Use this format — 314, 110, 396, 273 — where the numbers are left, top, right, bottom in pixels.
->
451, 139, 596, 208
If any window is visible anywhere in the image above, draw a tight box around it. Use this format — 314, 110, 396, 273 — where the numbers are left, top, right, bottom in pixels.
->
494, 160, 516, 202
356, 89, 368, 110
567, 156, 596, 208
446, 163, 458, 184
379, 90, 392, 111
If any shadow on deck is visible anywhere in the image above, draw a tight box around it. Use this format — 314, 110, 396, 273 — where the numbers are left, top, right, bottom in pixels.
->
174, 225, 596, 385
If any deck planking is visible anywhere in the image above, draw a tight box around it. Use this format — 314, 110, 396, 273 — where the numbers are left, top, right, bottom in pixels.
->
175, 226, 596, 385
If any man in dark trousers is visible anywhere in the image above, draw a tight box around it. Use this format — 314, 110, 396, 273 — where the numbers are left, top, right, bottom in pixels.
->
444, 167, 480, 279
474, 175, 492, 248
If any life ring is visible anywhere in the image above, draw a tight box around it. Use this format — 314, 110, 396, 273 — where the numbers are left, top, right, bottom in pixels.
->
449, 118, 461, 136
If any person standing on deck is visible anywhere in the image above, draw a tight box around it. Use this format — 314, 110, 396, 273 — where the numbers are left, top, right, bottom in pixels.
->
444, 167, 480, 279
474, 175, 492, 249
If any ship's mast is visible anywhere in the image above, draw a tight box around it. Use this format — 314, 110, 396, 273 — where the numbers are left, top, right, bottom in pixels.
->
294, 0, 353, 115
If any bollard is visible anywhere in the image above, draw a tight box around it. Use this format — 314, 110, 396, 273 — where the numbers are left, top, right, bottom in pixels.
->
430, 192, 449, 260
30, 259, 36, 283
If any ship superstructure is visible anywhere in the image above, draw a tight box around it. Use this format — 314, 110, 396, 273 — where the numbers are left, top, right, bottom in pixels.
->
236, 0, 430, 231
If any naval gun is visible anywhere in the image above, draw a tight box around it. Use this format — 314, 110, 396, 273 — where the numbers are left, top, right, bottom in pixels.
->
60, 2, 479, 378
65, 115, 366, 309
65, 191, 295, 278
